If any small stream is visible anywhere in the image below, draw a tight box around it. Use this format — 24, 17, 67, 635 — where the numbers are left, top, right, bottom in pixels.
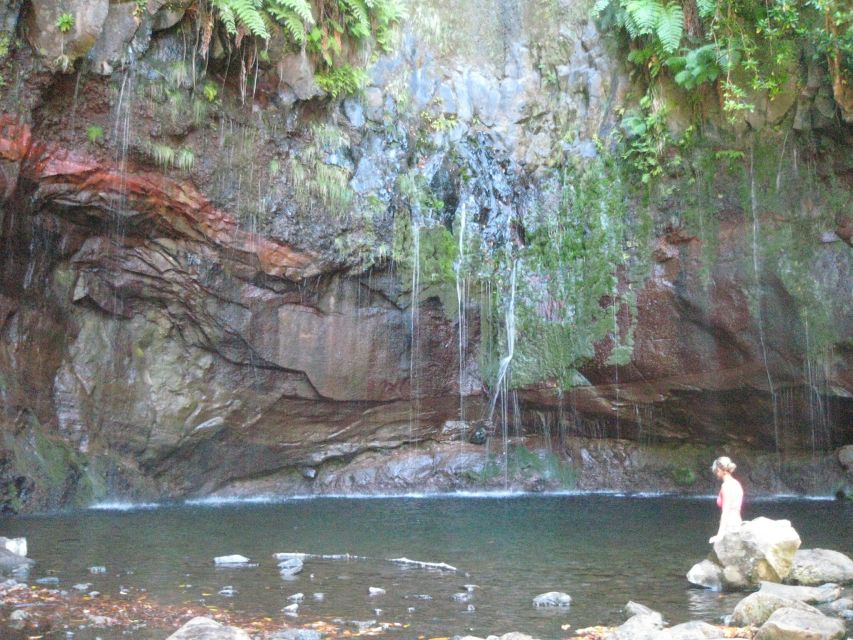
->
2, 494, 851, 639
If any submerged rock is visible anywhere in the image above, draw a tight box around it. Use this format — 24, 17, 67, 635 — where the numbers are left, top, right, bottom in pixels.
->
214, 555, 253, 567
754, 607, 845, 640
166, 616, 251, 640
686, 559, 724, 591
532, 592, 572, 607
787, 549, 853, 585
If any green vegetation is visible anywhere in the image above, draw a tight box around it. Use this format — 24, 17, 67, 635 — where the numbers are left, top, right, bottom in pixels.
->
206, 0, 402, 98
150, 143, 195, 172
468, 446, 576, 487
85, 125, 104, 145
56, 12, 75, 33
593, 0, 852, 121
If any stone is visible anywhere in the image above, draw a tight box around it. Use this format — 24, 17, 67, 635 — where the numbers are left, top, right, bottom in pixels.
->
23, 0, 110, 67
824, 597, 852, 615
271, 630, 323, 640
9, 609, 29, 622
754, 607, 845, 640
686, 559, 724, 591
368, 587, 385, 596
837, 445, 853, 472
533, 591, 572, 607
276, 50, 322, 101
343, 98, 365, 128
166, 616, 252, 640
0, 547, 34, 574
712, 518, 801, 588
758, 581, 842, 604
88, 2, 140, 75
606, 612, 664, 640
657, 620, 725, 640
624, 601, 658, 618
787, 549, 853, 585
150, 0, 192, 31
89, 566, 107, 574
0, 537, 27, 557
278, 557, 304, 577
214, 555, 251, 566
731, 591, 822, 626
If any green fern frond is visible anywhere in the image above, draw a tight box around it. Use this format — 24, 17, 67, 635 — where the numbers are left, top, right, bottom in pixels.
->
656, 2, 683, 53
340, 0, 371, 40
268, 0, 315, 24
624, 0, 662, 36
696, 0, 716, 18
592, 0, 613, 16
212, 0, 269, 39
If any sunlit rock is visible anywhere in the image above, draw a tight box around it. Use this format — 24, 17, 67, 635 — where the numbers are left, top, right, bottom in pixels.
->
23, 0, 109, 67
758, 581, 842, 604
787, 549, 853, 585
0, 549, 34, 575
0, 537, 27, 557
166, 616, 251, 640
712, 518, 802, 588
731, 591, 822, 627
754, 607, 845, 640
686, 559, 724, 591
214, 555, 252, 566
605, 612, 664, 640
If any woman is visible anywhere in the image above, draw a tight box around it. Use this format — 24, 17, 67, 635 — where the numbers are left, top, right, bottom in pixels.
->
709, 456, 743, 543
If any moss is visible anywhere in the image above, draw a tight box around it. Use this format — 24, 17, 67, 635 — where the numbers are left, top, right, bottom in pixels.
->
671, 466, 698, 486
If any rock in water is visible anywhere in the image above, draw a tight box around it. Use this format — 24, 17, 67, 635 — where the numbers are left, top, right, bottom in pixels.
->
754, 607, 845, 640
686, 559, 724, 591
214, 555, 252, 566
606, 612, 664, 640
0, 537, 27, 557
533, 591, 572, 607
787, 549, 853, 585
166, 616, 252, 640
0, 548, 34, 575
731, 591, 822, 626
758, 581, 842, 604
278, 557, 304, 577
690, 517, 802, 590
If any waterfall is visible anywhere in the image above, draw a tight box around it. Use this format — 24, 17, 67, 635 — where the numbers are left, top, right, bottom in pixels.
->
454, 202, 468, 421
488, 261, 518, 422
749, 145, 781, 460
408, 220, 422, 444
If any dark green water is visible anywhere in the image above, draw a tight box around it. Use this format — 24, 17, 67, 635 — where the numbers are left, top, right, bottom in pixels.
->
2, 495, 851, 639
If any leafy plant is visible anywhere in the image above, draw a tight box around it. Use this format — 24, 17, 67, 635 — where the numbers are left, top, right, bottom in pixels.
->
315, 64, 368, 98
56, 12, 75, 33
85, 125, 104, 145
210, 0, 270, 39
202, 81, 219, 102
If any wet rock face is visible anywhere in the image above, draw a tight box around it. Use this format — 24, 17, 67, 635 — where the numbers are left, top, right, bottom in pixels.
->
0, 1, 852, 511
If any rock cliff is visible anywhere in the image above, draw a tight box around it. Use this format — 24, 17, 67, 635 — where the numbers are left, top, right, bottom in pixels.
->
0, 0, 850, 511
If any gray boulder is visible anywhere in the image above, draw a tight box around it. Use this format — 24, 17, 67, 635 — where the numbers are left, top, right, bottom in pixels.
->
758, 581, 843, 604
754, 607, 845, 640
532, 591, 572, 607
787, 549, 853, 585
656, 621, 726, 640
606, 613, 664, 640
0, 548, 34, 575
166, 617, 251, 640
0, 537, 27, 557
712, 518, 801, 589
23, 0, 110, 67
686, 559, 724, 591
731, 591, 822, 626
624, 601, 660, 618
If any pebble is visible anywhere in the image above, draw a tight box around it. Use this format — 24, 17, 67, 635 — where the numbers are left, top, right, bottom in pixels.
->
451, 592, 471, 603
312, 592, 325, 601
218, 586, 237, 597
368, 587, 385, 596
36, 577, 60, 585
89, 566, 107, 574
288, 592, 304, 602
72, 583, 92, 591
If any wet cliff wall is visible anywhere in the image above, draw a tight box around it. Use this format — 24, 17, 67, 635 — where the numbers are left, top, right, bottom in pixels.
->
0, 0, 851, 511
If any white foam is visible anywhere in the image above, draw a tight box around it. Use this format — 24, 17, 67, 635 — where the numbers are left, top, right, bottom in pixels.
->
88, 501, 161, 511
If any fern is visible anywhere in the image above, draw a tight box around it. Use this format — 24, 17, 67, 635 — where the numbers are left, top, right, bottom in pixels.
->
655, 3, 683, 53
625, 0, 663, 37
696, 0, 716, 19
340, 0, 371, 40
212, 0, 270, 39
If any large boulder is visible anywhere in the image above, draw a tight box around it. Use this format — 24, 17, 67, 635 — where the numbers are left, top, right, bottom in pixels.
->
754, 607, 845, 640
787, 549, 853, 585
712, 518, 801, 589
731, 591, 822, 626
23, 0, 110, 67
0, 548, 34, 575
165, 617, 251, 640
758, 581, 843, 604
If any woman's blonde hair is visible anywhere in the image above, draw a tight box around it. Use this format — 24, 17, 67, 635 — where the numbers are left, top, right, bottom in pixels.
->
712, 456, 737, 474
